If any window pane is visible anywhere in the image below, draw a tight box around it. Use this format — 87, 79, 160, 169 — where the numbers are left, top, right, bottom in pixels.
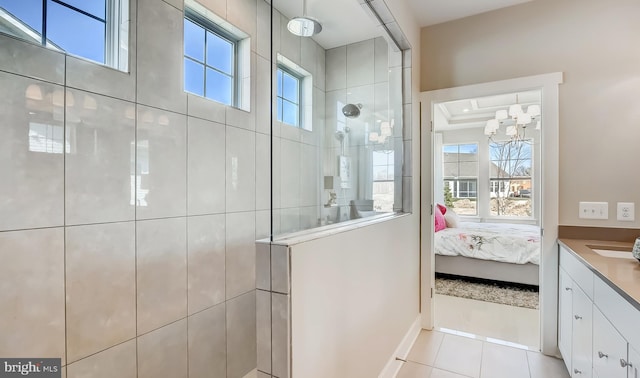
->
276, 69, 282, 97
276, 97, 283, 122
60, 0, 106, 19
184, 58, 204, 96
0, 0, 43, 35
205, 68, 232, 105
47, 0, 105, 63
184, 19, 204, 62
282, 71, 299, 103
206, 31, 233, 74
372, 151, 388, 166
282, 100, 298, 126
373, 166, 388, 180
443, 162, 457, 178
442, 145, 458, 154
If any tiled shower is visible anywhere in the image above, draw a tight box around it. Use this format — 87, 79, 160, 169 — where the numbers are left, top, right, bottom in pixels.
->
0, 0, 410, 377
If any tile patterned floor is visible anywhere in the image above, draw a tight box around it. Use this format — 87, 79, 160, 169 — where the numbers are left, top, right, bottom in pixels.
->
397, 330, 570, 378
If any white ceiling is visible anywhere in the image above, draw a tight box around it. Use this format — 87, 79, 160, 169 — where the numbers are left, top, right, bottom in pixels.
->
435, 90, 541, 131
272, 0, 533, 49
406, 0, 533, 27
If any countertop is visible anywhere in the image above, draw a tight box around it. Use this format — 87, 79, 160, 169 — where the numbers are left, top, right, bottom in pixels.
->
559, 238, 640, 310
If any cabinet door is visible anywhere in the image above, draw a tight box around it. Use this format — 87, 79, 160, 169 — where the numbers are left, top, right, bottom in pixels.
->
572, 285, 592, 378
627, 345, 640, 378
593, 307, 627, 378
559, 268, 573, 373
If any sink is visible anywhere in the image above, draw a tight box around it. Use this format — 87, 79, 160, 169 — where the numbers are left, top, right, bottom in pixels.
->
591, 249, 635, 260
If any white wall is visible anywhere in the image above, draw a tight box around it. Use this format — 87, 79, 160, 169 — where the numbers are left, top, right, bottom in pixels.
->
421, 0, 640, 228
290, 215, 419, 377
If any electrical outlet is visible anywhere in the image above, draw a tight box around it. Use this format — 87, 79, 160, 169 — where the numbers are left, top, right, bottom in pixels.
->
617, 202, 635, 221
579, 202, 609, 219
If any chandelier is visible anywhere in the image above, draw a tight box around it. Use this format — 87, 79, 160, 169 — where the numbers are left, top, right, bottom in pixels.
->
484, 97, 541, 142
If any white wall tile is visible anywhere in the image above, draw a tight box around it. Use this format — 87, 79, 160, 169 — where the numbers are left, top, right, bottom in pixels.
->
374, 36, 389, 84
347, 39, 375, 88
136, 218, 187, 334
280, 139, 301, 208
65, 222, 136, 362
300, 144, 319, 207
194, 0, 226, 18
255, 55, 272, 136
325, 46, 346, 91
256, 242, 271, 290
227, 0, 258, 52
187, 117, 225, 215
136, 0, 187, 114
137, 320, 188, 378
279, 17, 301, 65
65, 89, 135, 225
66, 340, 136, 378
256, 132, 271, 211
136, 105, 187, 219
279, 207, 300, 234
162, 0, 183, 10
256, 289, 272, 373
271, 245, 289, 294
186, 93, 226, 124
272, 293, 290, 378
187, 214, 226, 314
0, 73, 64, 231
227, 291, 257, 378
226, 126, 256, 212
256, 0, 271, 59
0, 35, 65, 85
315, 42, 326, 91
188, 303, 226, 378
301, 37, 317, 77
226, 212, 256, 298
0, 228, 65, 363
255, 210, 271, 240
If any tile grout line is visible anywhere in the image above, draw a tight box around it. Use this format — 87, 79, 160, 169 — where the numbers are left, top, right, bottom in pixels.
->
134, 0, 139, 375
185, 102, 190, 378
63, 53, 68, 371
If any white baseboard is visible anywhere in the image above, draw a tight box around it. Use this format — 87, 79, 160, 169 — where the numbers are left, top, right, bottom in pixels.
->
378, 314, 422, 378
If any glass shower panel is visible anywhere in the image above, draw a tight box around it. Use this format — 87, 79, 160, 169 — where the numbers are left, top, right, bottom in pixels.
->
270, 0, 406, 239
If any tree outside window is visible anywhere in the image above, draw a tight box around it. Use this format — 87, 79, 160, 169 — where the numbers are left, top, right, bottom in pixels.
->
489, 140, 532, 217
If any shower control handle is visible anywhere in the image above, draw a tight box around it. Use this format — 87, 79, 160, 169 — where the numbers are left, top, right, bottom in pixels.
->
565, 287, 572, 291
574, 368, 582, 374
574, 315, 582, 320
598, 351, 608, 359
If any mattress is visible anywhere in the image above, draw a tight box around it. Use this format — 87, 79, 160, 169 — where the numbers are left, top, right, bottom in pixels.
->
434, 222, 541, 265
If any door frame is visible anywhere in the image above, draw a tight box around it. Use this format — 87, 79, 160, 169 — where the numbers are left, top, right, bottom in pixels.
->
419, 72, 563, 355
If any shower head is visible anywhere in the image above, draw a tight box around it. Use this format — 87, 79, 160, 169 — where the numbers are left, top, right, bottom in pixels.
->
342, 103, 362, 118
287, 17, 322, 37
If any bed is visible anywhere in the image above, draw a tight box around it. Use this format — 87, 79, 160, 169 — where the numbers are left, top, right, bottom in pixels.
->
434, 222, 541, 286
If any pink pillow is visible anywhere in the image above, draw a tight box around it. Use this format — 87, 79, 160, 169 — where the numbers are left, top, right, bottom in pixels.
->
435, 206, 446, 232
437, 203, 447, 215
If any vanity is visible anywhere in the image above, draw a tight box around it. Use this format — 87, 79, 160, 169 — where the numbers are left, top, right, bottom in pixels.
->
558, 237, 640, 378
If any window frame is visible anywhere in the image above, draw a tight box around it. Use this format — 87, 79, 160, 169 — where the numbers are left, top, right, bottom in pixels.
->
276, 64, 302, 128
0, 0, 128, 70
442, 142, 479, 215
183, 8, 239, 107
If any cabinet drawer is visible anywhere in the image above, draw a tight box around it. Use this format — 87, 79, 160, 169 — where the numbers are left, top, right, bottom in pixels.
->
594, 276, 640, 348
560, 246, 594, 299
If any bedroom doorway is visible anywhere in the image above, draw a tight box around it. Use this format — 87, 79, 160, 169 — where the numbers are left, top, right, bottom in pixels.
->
419, 73, 563, 355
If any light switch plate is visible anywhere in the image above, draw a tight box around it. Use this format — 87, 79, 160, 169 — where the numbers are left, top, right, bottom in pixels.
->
617, 202, 635, 221
579, 202, 609, 219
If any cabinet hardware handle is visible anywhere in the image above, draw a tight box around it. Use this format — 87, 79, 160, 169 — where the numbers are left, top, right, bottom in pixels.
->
565, 287, 572, 291
621, 359, 633, 368
574, 315, 582, 320
598, 351, 608, 358
574, 368, 582, 374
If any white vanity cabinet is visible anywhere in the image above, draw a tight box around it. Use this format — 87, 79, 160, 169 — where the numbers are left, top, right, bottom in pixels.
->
559, 246, 594, 377
559, 244, 640, 378
628, 346, 640, 378
592, 307, 627, 378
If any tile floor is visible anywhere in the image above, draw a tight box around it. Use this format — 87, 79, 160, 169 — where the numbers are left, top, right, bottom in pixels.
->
397, 329, 569, 378
434, 294, 540, 349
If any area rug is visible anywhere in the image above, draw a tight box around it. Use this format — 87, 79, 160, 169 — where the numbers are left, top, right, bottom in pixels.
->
435, 274, 539, 310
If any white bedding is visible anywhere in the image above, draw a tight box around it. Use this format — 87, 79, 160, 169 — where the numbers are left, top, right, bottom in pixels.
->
434, 222, 541, 265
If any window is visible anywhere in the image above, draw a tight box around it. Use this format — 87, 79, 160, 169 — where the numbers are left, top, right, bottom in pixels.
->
276, 66, 301, 127
183, 5, 250, 110
372, 150, 394, 212
0, 0, 129, 70
489, 140, 532, 217
184, 10, 236, 106
443, 143, 478, 215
